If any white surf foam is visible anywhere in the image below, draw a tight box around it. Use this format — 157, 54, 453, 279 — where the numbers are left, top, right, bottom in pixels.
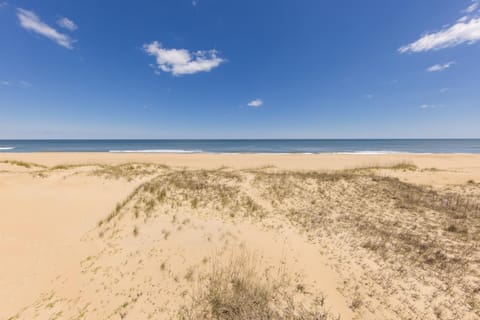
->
109, 149, 202, 153
335, 150, 401, 155
0, 147, 15, 150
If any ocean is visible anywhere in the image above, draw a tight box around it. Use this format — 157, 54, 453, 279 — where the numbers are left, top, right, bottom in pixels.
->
1, 139, 480, 153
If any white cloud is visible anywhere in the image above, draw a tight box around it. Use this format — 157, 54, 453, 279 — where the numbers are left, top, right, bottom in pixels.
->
426, 61, 455, 72
465, 1, 479, 13
192, 0, 199, 6
57, 17, 77, 31
247, 99, 263, 107
399, 17, 480, 53
16, 8, 74, 49
143, 41, 224, 76
364, 94, 374, 99
420, 104, 440, 109
1, 80, 10, 86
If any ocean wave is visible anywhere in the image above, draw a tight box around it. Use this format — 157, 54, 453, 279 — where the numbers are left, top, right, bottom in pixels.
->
334, 150, 402, 155
0, 147, 15, 150
109, 149, 202, 153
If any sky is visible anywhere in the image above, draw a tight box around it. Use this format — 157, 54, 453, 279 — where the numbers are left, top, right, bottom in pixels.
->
1, 0, 480, 139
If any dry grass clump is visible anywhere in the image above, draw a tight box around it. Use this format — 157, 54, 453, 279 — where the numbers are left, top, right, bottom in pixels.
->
46, 163, 106, 171
252, 170, 356, 206
28, 162, 165, 180
31, 163, 103, 177
129, 170, 258, 219
0, 160, 46, 169
387, 161, 418, 171
49, 164, 88, 171
92, 163, 168, 180
96, 169, 260, 237
177, 251, 333, 320
98, 182, 147, 227
382, 177, 480, 215
346, 161, 418, 173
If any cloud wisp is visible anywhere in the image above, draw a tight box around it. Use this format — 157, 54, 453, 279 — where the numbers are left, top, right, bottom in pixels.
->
16, 8, 74, 49
420, 104, 441, 109
247, 99, 263, 107
57, 17, 77, 31
426, 61, 455, 72
1, 80, 32, 87
465, 0, 479, 13
399, 1, 480, 53
399, 17, 480, 53
143, 41, 224, 76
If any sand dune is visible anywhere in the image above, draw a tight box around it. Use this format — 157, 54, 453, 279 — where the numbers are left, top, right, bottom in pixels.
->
1, 154, 480, 319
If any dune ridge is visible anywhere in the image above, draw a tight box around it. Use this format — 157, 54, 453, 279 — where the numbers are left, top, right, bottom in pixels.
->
1, 154, 480, 319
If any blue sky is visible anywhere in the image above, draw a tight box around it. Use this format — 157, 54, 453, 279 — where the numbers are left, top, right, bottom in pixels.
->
1, 0, 479, 138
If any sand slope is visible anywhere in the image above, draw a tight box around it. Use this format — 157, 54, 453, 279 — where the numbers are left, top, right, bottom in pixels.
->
1, 155, 480, 319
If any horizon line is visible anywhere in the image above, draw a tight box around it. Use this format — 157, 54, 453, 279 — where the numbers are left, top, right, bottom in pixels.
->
1, 138, 480, 141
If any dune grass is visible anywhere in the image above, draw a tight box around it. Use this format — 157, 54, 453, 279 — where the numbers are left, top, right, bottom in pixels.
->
348, 161, 418, 172
0, 160, 46, 169
177, 250, 332, 320
91, 162, 168, 180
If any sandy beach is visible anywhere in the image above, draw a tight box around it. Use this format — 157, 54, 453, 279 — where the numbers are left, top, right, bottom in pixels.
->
4, 0, 480, 318
2, 152, 480, 182
1, 153, 480, 319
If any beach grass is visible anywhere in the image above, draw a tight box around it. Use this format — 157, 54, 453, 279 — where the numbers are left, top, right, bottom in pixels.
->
0, 160, 46, 169
178, 250, 332, 320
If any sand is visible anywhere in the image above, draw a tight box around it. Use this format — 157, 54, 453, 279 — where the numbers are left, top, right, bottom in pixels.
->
2, 152, 480, 183
1, 153, 480, 319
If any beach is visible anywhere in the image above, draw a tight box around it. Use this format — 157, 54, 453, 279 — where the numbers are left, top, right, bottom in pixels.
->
2, 151, 480, 179
1, 153, 480, 319
4, 0, 480, 317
